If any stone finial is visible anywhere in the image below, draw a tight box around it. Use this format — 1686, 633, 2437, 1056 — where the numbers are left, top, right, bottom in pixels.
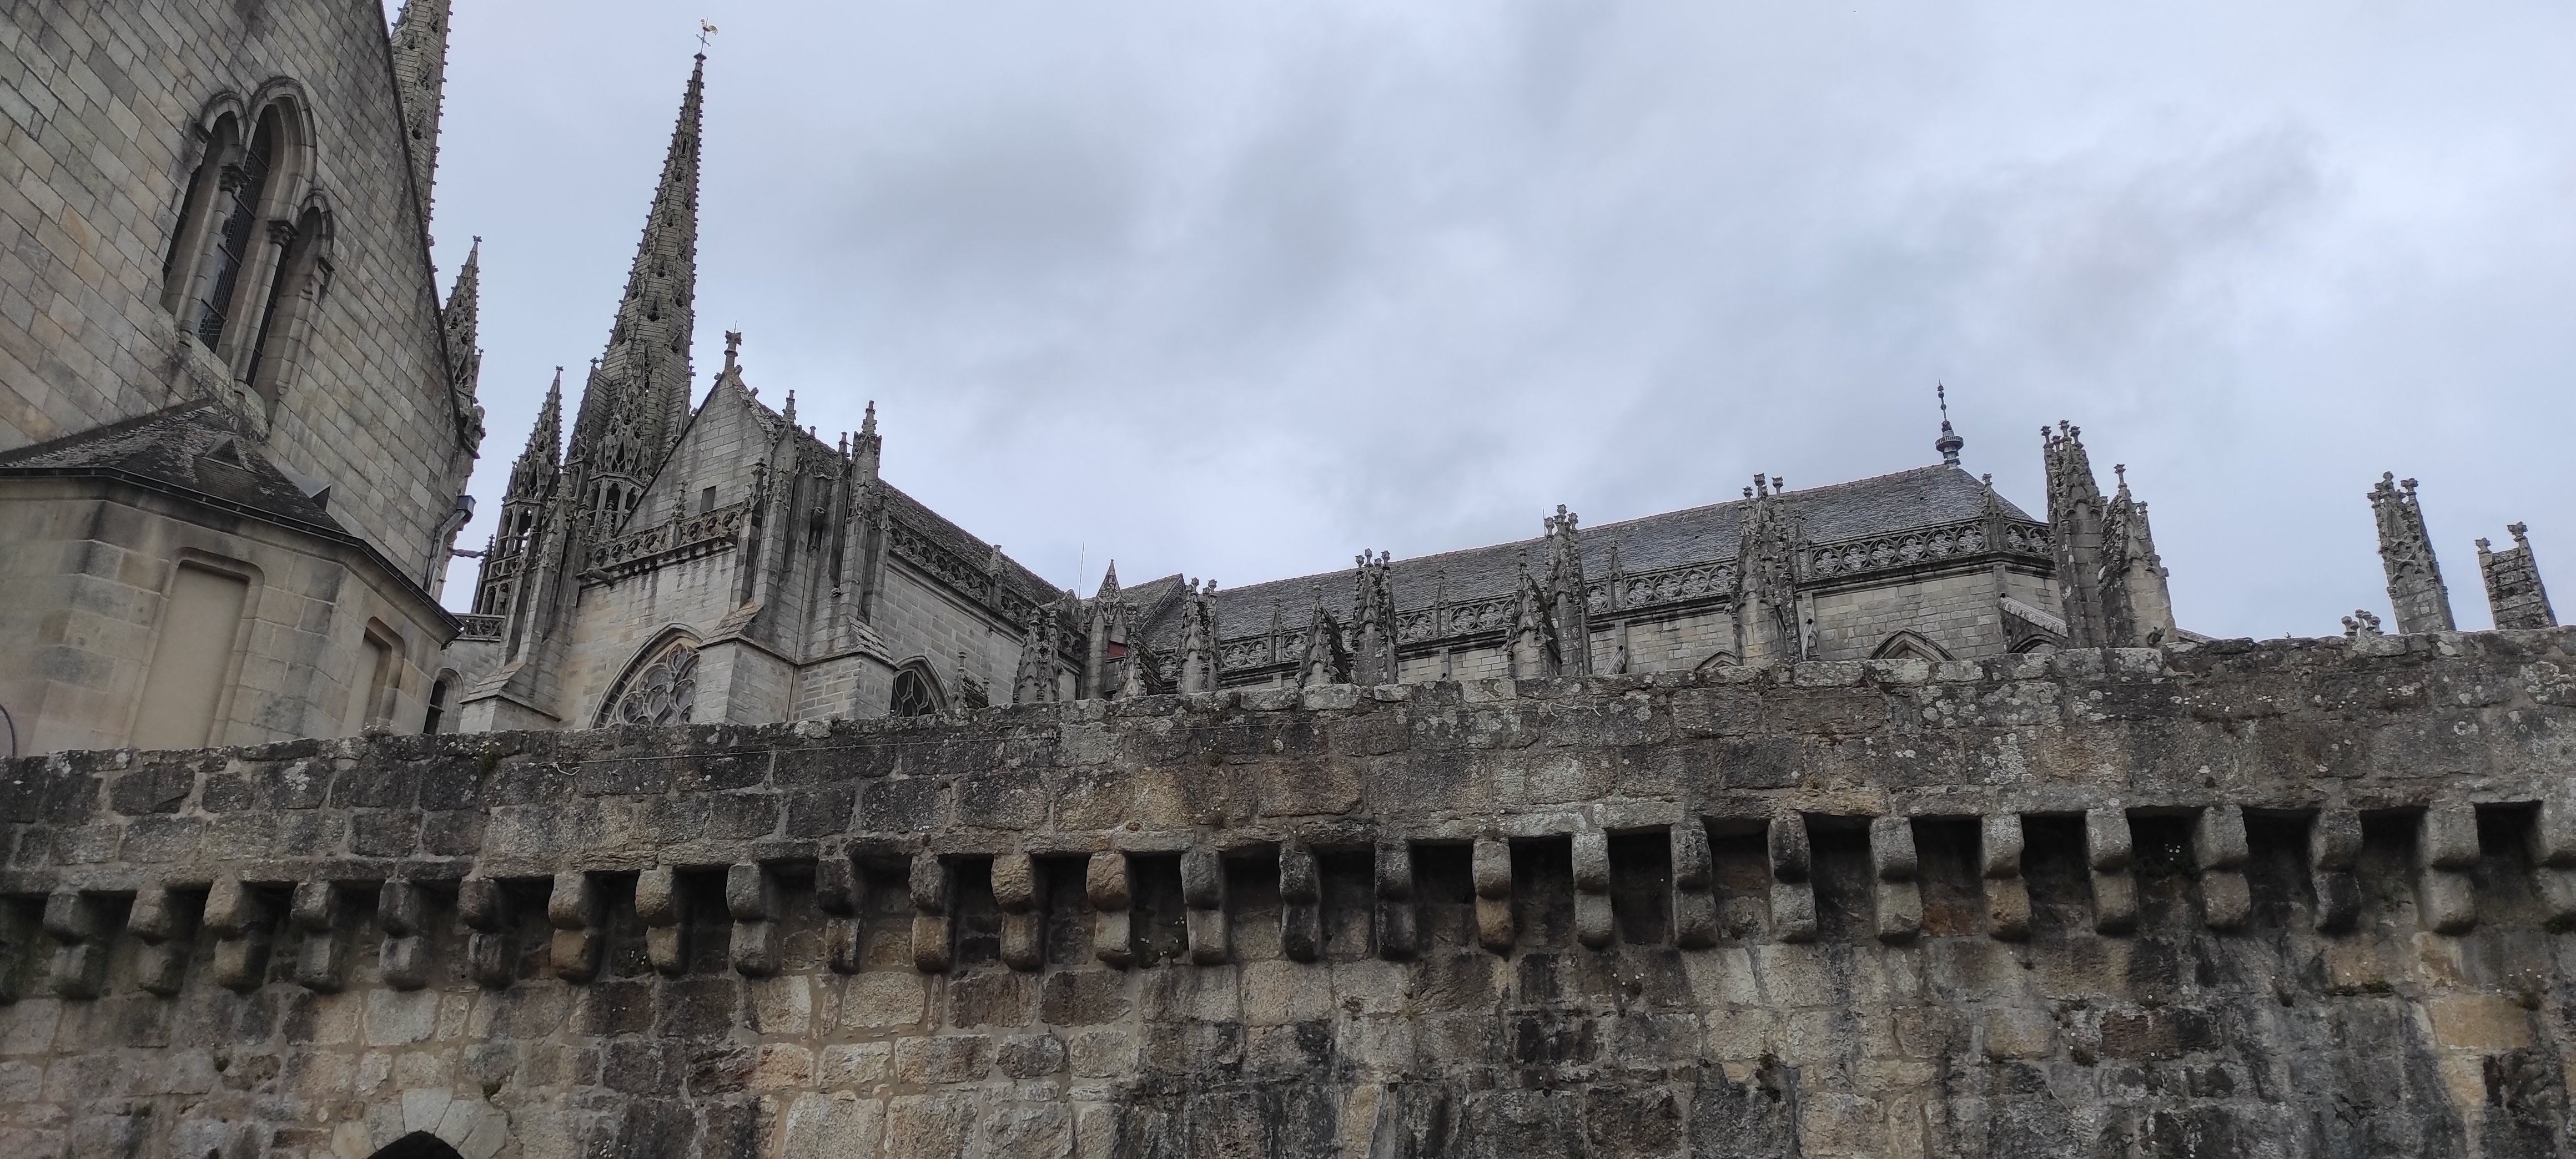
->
1934, 382, 1965, 466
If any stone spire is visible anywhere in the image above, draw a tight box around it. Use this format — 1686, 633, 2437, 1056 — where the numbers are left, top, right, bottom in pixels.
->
469, 368, 562, 618
565, 54, 706, 507
1299, 589, 1350, 688
1733, 475, 1802, 663
2101, 463, 2176, 646
1350, 552, 1399, 686
387, 0, 452, 228
1507, 554, 1557, 678
441, 237, 483, 445
2368, 473, 2455, 634
1544, 506, 1591, 676
2041, 424, 2112, 647
1014, 603, 1063, 705
1178, 579, 1221, 694
506, 369, 563, 502
1934, 384, 1964, 466
2477, 523, 2557, 630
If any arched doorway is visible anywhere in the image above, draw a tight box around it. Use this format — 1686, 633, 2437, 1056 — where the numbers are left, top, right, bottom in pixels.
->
368, 1134, 464, 1159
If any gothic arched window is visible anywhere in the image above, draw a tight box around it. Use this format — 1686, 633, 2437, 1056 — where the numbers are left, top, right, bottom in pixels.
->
890, 667, 940, 718
1870, 631, 1953, 663
163, 91, 319, 394
598, 635, 699, 727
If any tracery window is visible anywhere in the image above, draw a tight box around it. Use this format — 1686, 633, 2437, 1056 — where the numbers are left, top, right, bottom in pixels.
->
162, 92, 325, 405
890, 668, 939, 718
606, 639, 698, 726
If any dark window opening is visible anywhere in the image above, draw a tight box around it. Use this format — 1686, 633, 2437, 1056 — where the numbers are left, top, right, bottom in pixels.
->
891, 668, 938, 717
196, 112, 277, 349
423, 677, 451, 734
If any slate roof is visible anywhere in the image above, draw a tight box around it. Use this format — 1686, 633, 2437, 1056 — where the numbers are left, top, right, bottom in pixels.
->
0, 401, 456, 627
1132, 464, 2035, 647
0, 401, 341, 532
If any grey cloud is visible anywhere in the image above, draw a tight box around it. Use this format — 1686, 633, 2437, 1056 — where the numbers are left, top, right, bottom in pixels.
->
434, 0, 2575, 633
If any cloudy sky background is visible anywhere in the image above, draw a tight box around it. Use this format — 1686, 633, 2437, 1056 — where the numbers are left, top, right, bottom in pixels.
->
425, 0, 2575, 637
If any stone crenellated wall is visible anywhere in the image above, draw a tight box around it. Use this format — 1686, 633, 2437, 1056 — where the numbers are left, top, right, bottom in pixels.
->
4, 628, 2576, 1157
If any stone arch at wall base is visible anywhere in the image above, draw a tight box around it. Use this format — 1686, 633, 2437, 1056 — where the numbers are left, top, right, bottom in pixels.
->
330, 1092, 508, 1159
363, 1130, 466, 1159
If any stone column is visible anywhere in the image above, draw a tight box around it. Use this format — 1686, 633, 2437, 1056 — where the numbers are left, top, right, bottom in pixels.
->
290, 883, 348, 992
378, 881, 430, 990
1182, 846, 1228, 965
2530, 799, 2576, 925
129, 885, 191, 996
42, 891, 107, 999
1376, 838, 1418, 960
205, 875, 274, 991
2417, 804, 2478, 935
635, 867, 689, 975
1870, 817, 1922, 943
909, 853, 952, 973
1981, 814, 2030, 940
729, 863, 783, 976
2309, 809, 2362, 933
458, 876, 516, 988
549, 871, 606, 983
1572, 831, 1615, 949
2193, 805, 2252, 930
994, 852, 1044, 971
1671, 822, 1718, 950
1088, 851, 1133, 967
2085, 807, 2137, 935
1473, 834, 1515, 953
816, 855, 867, 974
1280, 842, 1321, 963
1768, 810, 1816, 944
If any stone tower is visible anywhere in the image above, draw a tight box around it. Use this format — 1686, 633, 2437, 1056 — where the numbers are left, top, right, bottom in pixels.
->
388, 0, 454, 226
2478, 523, 2557, 629
2369, 473, 2455, 633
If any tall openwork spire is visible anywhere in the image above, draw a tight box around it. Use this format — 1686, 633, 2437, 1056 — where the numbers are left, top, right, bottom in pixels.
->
566, 54, 706, 501
507, 370, 564, 501
388, 0, 453, 228
441, 238, 483, 443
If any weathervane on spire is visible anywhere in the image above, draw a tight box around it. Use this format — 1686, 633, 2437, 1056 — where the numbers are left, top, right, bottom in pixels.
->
698, 19, 718, 51
1934, 382, 1965, 466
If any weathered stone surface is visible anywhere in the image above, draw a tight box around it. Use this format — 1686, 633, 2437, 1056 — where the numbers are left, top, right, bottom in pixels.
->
0, 631, 2573, 1155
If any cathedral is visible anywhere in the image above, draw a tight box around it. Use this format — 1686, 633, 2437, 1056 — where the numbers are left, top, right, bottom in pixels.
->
0, 0, 2556, 755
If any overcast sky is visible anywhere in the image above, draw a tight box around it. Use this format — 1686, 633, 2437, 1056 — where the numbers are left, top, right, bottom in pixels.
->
425, 0, 2574, 637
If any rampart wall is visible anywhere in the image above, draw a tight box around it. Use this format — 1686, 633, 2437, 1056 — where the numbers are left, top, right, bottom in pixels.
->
5, 628, 2576, 1157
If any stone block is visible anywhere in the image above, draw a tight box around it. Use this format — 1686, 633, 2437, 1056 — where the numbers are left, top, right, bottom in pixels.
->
2418, 805, 2480, 871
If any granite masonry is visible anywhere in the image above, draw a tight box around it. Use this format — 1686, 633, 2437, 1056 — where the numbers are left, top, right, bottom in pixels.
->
5, 627, 2576, 1157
